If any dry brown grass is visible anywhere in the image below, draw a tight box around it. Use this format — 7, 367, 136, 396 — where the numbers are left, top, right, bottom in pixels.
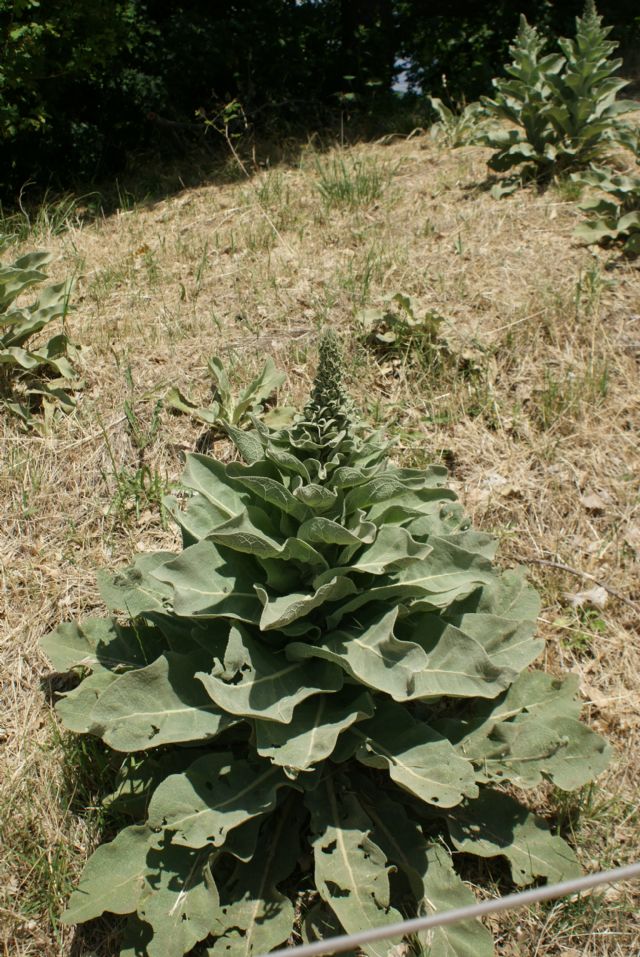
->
1, 133, 639, 957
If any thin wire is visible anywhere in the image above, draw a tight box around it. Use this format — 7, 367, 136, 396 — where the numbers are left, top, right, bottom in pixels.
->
261, 861, 640, 957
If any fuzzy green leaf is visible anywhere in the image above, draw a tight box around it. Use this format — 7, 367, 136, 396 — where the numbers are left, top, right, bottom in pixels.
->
361, 785, 494, 957
88, 652, 238, 751
446, 789, 581, 885
155, 539, 263, 622
63, 825, 151, 923
137, 838, 218, 957
41, 617, 167, 674
207, 810, 299, 957
306, 777, 402, 957
346, 700, 477, 807
256, 575, 357, 631
197, 624, 343, 723
255, 687, 375, 771
147, 754, 291, 848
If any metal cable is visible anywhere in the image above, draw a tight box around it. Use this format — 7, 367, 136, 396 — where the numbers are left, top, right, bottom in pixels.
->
260, 861, 640, 957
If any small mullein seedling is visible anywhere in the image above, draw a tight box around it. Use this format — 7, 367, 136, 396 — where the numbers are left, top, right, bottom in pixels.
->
428, 96, 487, 148
0, 243, 80, 430
165, 354, 292, 442
43, 330, 609, 957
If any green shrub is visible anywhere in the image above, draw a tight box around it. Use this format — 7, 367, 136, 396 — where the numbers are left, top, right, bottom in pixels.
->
482, 2, 633, 187
574, 128, 640, 255
42, 331, 609, 956
0, 243, 79, 429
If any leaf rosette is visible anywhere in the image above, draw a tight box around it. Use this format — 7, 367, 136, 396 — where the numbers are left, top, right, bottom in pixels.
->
42, 331, 610, 956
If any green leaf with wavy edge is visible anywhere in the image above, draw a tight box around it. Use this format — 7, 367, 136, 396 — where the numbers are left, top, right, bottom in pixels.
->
41, 617, 167, 674
256, 575, 357, 632
88, 652, 238, 751
313, 525, 432, 586
344, 700, 477, 807
449, 672, 610, 790
325, 537, 495, 627
289, 607, 510, 702
360, 784, 494, 957
208, 508, 327, 569
465, 714, 610, 791
63, 825, 151, 923
444, 612, 542, 672
181, 454, 247, 522
306, 777, 402, 957
197, 623, 343, 723
55, 672, 119, 733
298, 514, 376, 547
226, 464, 310, 521
446, 789, 581, 885
147, 753, 291, 848
137, 838, 218, 957
207, 809, 299, 957
255, 687, 375, 771
97, 552, 175, 617
154, 539, 262, 622
293, 482, 339, 511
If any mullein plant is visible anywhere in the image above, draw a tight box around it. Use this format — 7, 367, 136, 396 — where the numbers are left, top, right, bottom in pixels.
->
42, 330, 609, 957
574, 126, 640, 255
482, 1, 633, 190
0, 243, 79, 429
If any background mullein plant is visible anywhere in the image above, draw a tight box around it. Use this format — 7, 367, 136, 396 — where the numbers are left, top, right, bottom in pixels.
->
42, 331, 610, 957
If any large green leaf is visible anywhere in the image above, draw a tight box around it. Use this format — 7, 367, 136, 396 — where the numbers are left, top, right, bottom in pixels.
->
325, 538, 495, 626
181, 454, 248, 521
88, 652, 238, 751
313, 525, 432, 586
208, 508, 328, 569
41, 617, 167, 674
298, 515, 376, 547
446, 789, 581, 885
98, 552, 175, 617
137, 837, 218, 957
55, 672, 119, 733
344, 700, 477, 807
155, 539, 263, 622
255, 687, 375, 771
207, 809, 299, 957
226, 464, 310, 521
451, 672, 610, 790
445, 612, 542, 672
289, 608, 509, 702
306, 777, 402, 957
63, 825, 151, 923
361, 786, 494, 957
197, 624, 343, 723
147, 754, 291, 848
256, 575, 357, 631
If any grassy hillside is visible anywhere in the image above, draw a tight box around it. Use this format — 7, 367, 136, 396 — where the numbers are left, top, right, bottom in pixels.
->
1, 133, 639, 956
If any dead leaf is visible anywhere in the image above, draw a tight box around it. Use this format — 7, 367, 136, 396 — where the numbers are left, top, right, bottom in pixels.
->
566, 585, 608, 610
580, 492, 608, 513
624, 525, 640, 557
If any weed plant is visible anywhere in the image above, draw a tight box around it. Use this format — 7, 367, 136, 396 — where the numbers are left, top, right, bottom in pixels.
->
42, 332, 610, 957
0, 242, 80, 430
482, 2, 633, 191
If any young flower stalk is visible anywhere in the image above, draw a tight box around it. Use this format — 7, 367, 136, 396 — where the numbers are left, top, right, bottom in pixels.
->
43, 330, 610, 957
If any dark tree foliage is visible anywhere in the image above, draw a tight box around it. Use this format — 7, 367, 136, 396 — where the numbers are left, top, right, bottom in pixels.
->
1, 0, 637, 204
